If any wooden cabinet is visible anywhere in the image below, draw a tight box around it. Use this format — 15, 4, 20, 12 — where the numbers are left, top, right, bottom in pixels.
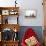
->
0, 7, 20, 46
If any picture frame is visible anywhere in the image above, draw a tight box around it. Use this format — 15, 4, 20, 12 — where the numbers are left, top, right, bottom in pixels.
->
25, 10, 36, 17
2, 10, 9, 15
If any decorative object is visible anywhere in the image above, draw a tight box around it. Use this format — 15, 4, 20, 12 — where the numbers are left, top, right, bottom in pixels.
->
25, 10, 36, 17
2, 28, 13, 41
13, 28, 18, 41
21, 28, 41, 46
14, 28, 17, 32
25, 36, 38, 46
2, 10, 9, 15
15, 0, 17, 7
9, 10, 18, 15
13, 32, 18, 41
5, 18, 8, 24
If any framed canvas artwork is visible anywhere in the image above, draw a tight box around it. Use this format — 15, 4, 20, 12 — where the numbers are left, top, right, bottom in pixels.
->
25, 10, 36, 17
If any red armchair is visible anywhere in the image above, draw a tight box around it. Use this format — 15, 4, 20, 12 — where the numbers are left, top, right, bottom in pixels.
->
21, 28, 41, 46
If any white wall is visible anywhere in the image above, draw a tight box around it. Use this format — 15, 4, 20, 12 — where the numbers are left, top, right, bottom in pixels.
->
0, 0, 44, 26
18, 0, 44, 26
0, 0, 15, 7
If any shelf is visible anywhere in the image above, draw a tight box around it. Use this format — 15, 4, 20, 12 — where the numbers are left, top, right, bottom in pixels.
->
0, 7, 19, 10
2, 40, 19, 43
0, 7, 19, 24
0, 7, 20, 46
0, 7, 19, 15
1, 15, 18, 24
1, 14, 19, 16
0, 24, 20, 32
